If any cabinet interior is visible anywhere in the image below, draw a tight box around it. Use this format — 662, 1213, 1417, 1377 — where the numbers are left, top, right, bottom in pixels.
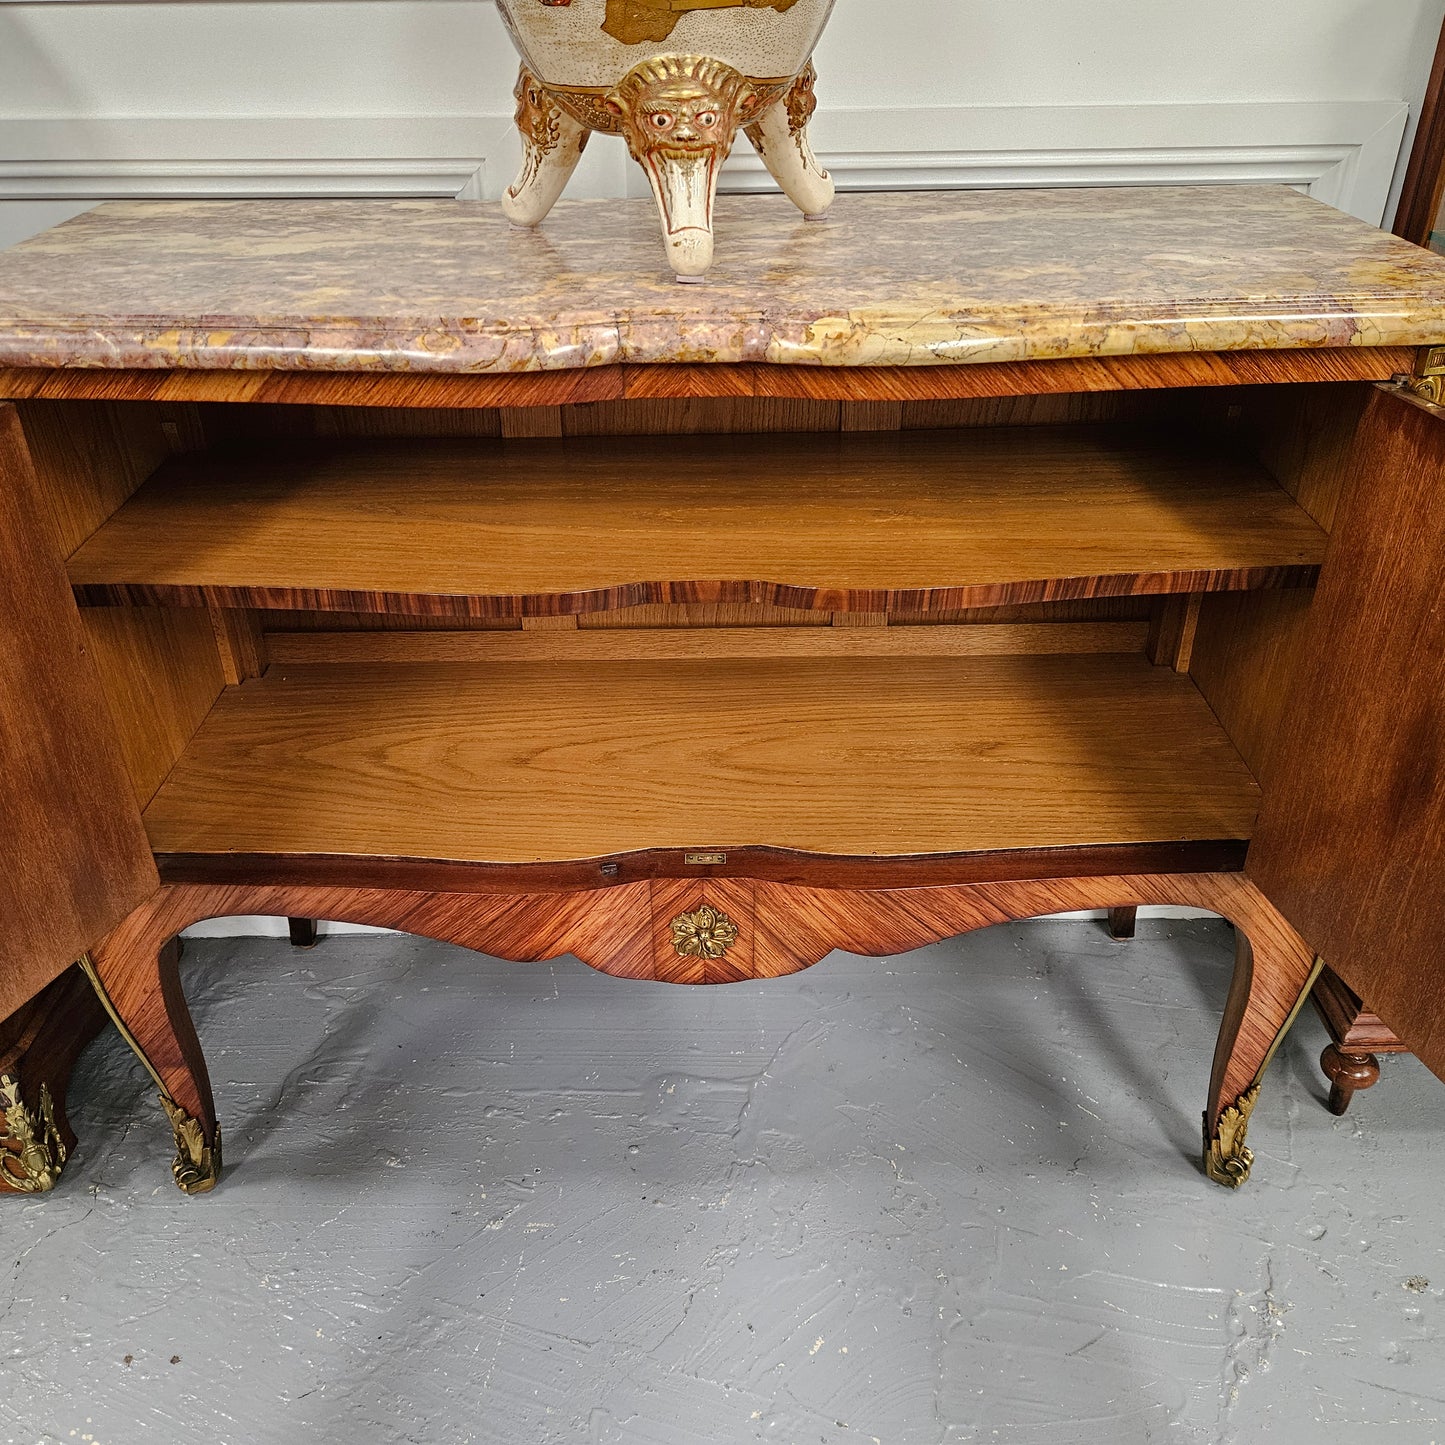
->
23, 383, 1358, 871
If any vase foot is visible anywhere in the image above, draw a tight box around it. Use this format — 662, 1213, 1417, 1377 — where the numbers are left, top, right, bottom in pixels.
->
746, 62, 834, 221
501, 65, 591, 229
606, 55, 759, 279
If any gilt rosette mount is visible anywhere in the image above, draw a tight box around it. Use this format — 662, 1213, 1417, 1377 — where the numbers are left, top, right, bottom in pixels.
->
670, 904, 740, 960
495, 0, 837, 279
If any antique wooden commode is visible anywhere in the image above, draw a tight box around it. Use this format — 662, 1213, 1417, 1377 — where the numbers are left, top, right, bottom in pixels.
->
2, 187, 1444, 1197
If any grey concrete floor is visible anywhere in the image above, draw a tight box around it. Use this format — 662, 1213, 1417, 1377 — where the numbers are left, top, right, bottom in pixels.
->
3, 918, 1443, 1445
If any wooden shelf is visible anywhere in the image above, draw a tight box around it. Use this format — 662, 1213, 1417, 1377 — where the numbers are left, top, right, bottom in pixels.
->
69, 428, 1327, 617
142, 654, 1261, 866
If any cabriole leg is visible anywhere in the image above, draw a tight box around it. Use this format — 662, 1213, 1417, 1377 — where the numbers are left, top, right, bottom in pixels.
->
81, 917, 221, 1195
744, 62, 834, 220
501, 66, 591, 229
1204, 914, 1322, 1189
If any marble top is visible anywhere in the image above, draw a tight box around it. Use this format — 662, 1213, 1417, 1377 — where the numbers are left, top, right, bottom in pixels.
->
1, 187, 1444, 373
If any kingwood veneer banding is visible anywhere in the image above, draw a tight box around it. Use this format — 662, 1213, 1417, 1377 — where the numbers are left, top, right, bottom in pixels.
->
0, 349, 1419, 411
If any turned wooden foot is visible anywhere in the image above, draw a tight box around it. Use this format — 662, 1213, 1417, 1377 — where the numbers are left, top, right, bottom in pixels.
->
0, 967, 107, 1194
83, 897, 221, 1195
1320, 1044, 1381, 1115
744, 63, 834, 220
500, 65, 590, 229
287, 917, 318, 949
1309, 964, 1404, 1112
1107, 905, 1138, 941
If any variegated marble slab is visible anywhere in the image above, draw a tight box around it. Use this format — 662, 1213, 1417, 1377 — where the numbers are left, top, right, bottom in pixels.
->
1, 187, 1444, 373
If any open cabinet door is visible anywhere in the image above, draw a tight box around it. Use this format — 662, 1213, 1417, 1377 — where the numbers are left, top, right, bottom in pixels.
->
0, 402, 158, 1022
1247, 382, 1445, 1081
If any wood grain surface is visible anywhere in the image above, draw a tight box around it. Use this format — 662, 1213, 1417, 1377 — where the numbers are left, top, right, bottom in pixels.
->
207, 605, 266, 685
140, 655, 1262, 864
253, 598, 1152, 641
67, 428, 1327, 617
187, 389, 1181, 446
0, 404, 158, 1021
263, 621, 1150, 666
1188, 589, 1317, 788
0, 349, 1416, 412
7, 397, 227, 810
15, 399, 171, 556
1393, 13, 1445, 247
79, 605, 226, 807
1242, 382, 1370, 532
1310, 967, 1407, 1056
1247, 385, 1445, 1085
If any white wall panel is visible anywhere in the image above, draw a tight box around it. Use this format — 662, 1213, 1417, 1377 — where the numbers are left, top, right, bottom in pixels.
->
0, 2, 510, 116
1, 1, 1439, 112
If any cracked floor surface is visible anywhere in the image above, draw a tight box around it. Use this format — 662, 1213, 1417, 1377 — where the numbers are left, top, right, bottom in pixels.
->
3, 918, 1443, 1444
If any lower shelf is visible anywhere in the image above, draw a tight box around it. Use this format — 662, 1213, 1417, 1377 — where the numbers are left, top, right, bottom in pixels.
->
142, 653, 1261, 867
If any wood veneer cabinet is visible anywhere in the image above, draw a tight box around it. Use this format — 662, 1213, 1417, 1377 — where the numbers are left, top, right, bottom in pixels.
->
2, 187, 1444, 1197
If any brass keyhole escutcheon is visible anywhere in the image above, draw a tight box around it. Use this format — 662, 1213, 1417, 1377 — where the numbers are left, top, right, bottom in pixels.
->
669, 904, 738, 960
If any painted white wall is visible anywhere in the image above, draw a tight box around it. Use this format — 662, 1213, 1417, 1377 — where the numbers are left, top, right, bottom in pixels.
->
1, 0, 1442, 248
1, 1, 1440, 935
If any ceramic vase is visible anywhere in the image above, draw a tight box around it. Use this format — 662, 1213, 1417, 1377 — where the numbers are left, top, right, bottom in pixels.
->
493, 0, 837, 280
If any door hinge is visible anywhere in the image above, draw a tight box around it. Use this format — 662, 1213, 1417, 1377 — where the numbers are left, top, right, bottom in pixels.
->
1403, 346, 1445, 405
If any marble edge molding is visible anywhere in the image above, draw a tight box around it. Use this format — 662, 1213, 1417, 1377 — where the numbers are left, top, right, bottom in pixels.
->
2, 189, 1445, 372
3, 190, 1445, 371
0, 307, 1442, 373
